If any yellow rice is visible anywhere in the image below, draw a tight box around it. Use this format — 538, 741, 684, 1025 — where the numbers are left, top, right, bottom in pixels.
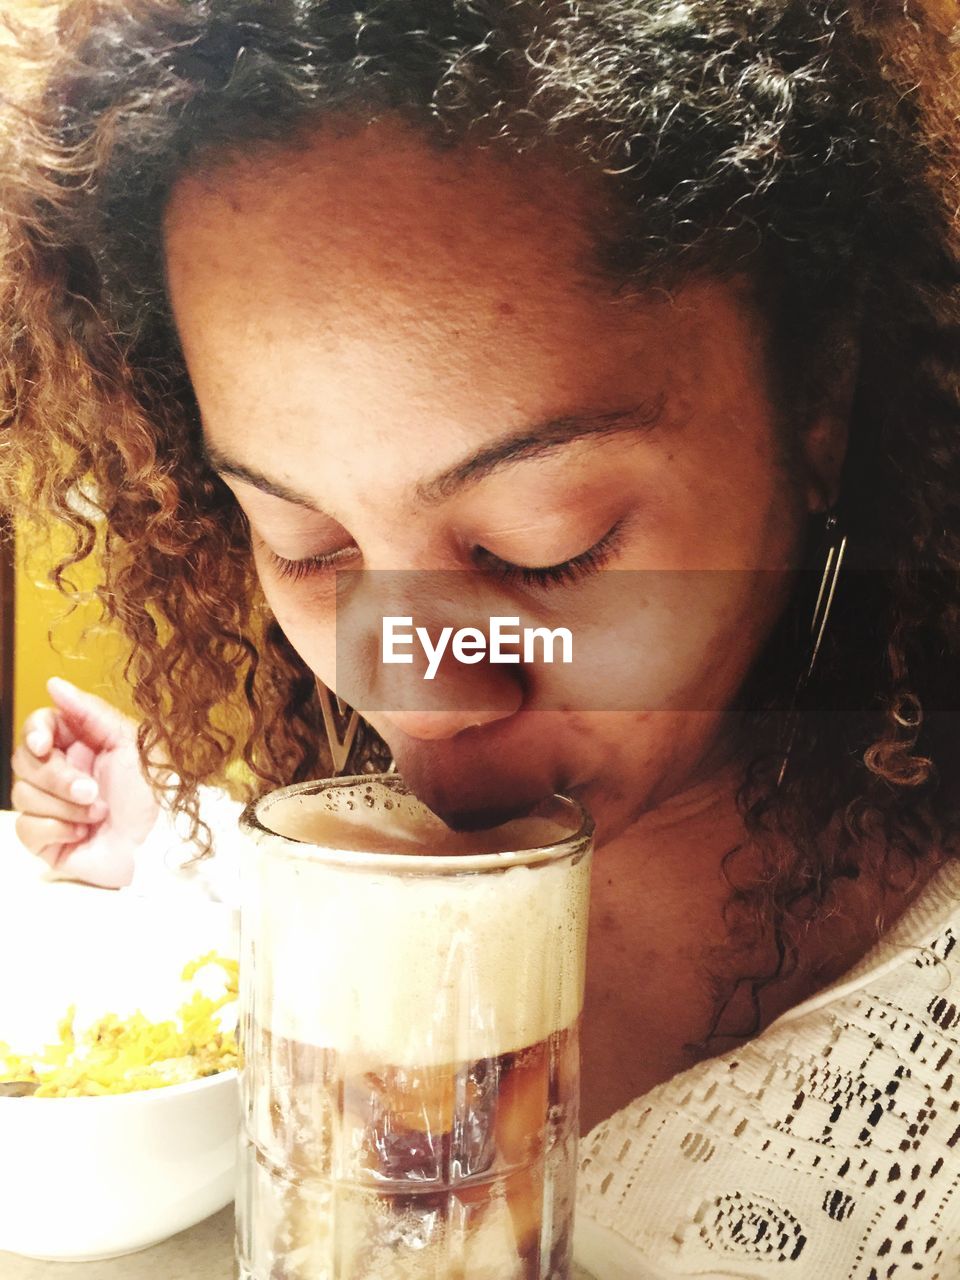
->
0, 951, 239, 1097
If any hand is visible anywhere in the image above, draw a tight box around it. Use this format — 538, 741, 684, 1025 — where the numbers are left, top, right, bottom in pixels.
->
11, 678, 161, 888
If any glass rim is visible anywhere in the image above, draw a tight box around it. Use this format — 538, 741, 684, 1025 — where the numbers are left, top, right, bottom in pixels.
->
240, 774, 594, 874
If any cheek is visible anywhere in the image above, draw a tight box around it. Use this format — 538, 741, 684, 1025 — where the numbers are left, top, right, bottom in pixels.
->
641, 411, 803, 573
636, 570, 787, 708
654, 572, 789, 712
561, 709, 731, 840
525, 569, 789, 716
254, 567, 339, 687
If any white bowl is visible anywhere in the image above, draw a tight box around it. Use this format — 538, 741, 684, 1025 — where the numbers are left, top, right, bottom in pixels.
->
0, 872, 240, 1260
0, 1071, 239, 1261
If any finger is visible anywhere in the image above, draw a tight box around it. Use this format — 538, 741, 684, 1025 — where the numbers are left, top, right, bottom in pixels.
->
11, 743, 101, 806
10, 777, 108, 825
13, 813, 86, 865
64, 740, 96, 777
22, 707, 86, 759
46, 677, 130, 753
20, 707, 59, 761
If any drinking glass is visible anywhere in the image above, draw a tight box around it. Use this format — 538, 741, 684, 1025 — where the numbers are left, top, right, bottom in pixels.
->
236, 774, 593, 1280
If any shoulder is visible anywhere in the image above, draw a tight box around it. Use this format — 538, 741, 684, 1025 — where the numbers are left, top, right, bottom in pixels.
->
576, 861, 960, 1277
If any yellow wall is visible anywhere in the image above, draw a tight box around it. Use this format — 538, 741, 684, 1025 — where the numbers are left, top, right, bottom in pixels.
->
4, 5, 131, 734
13, 527, 134, 732
12, 526, 253, 795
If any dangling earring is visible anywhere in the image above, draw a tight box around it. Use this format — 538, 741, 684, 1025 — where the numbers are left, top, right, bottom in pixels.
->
315, 681, 397, 776
776, 511, 848, 789
316, 682, 362, 774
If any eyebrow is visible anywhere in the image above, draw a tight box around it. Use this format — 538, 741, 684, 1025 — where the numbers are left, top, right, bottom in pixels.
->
202, 398, 665, 512
203, 443, 319, 509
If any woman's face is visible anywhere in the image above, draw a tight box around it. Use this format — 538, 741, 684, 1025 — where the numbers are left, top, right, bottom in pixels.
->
164, 121, 840, 842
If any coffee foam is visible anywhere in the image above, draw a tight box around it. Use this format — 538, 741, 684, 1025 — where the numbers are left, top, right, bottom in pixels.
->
260, 785, 569, 855
241, 782, 591, 1064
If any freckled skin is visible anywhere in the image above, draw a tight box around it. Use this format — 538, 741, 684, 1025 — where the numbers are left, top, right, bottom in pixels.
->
164, 119, 833, 839
164, 119, 861, 1122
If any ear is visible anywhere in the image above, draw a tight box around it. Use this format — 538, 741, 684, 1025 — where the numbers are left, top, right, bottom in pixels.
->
800, 406, 850, 516
798, 338, 859, 515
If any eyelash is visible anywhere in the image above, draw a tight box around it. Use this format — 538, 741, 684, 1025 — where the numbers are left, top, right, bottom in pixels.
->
473, 520, 624, 588
269, 545, 358, 583
268, 520, 624, 588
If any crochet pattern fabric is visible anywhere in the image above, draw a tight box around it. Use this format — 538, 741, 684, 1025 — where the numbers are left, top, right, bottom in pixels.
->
575, 864, 960, 1279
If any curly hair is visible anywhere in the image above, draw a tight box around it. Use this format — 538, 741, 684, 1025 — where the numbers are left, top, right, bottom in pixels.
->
1, 0, 959, 1015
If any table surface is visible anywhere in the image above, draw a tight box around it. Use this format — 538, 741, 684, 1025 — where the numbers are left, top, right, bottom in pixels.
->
0, 813, 599, 1279
0, 1208, 236, 1280
1, 1210, 595, 1278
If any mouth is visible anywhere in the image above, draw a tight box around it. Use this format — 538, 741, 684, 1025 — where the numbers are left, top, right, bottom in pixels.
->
386, 731, 560, 833
423, 794, 539, 833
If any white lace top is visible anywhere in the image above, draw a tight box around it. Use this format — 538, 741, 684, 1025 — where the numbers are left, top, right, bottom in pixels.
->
574, 861, 960, 1279
133, 796, 960, 1279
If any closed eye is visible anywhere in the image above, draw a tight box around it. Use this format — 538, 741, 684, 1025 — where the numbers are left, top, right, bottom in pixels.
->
268, 543, 359, 583
266, 521, 625, 586
473, 520, 624, 588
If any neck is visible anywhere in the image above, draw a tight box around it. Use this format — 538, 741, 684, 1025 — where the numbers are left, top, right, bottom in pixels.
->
579, 760, 941, 1134
580, 763, 749, 1129
594, 758, 749, 886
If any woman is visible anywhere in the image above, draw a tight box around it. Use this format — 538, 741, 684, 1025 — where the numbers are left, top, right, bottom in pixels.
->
3, 1, 960, 1275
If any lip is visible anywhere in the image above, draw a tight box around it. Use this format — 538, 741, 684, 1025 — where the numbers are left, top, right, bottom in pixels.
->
422, 794, 540, 832
386, 730, 562, 831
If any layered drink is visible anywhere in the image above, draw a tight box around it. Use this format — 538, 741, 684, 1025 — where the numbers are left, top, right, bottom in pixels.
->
236, 776, 593, 1280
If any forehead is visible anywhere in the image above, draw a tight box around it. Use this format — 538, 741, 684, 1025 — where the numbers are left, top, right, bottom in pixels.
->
161, 118, 770, 497
163, 119, 610, 321
162, 120, 660, 443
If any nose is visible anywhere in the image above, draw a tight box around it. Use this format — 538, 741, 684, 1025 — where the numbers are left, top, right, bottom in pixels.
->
378, 693, 522, 742
335, 570, 526, 743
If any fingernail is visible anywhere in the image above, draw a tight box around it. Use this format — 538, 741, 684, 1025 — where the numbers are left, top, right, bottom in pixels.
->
88, 800, 109, 822
26, 731, 49, 755
69, 777, 99, 804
